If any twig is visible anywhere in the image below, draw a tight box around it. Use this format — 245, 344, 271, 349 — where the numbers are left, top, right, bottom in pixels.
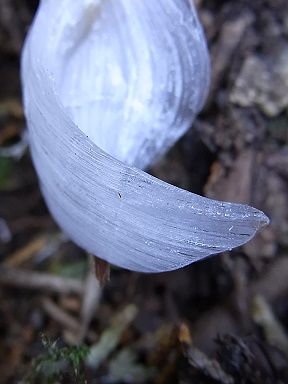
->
77, 255, 102, 342
42, 297, 80, 332
3, 236, 47, 267
0, 266, 84, 295
206, 12, 254, 109
42, 297, 97, 344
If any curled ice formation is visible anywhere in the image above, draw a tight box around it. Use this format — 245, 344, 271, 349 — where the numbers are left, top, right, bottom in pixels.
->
21, 0, 269, 272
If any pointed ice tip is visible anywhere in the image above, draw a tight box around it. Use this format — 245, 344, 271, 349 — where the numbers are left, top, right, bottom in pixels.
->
262, 214, 270, 227
256, 210, 270, 230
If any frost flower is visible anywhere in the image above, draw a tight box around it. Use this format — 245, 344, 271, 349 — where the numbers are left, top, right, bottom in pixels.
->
21, 0, 269, 272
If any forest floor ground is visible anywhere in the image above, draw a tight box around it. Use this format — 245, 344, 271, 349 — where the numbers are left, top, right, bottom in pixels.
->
0, 0, 288, 383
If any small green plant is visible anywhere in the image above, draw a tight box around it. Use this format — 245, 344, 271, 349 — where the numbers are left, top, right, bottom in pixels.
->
24, 334, 89, 384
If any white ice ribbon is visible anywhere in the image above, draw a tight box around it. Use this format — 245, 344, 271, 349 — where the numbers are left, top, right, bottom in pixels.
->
21, 0, 269, 272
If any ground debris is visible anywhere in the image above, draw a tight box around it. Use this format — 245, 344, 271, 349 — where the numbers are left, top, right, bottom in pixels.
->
252, 295, 288, 358
207, 10, 254, 108
0, 265, 84, 295
106, 348, 155, 383
230, 44, 288, 117
77, 255, 102, 342
215, 335, 284, 384
1, 1, 288, 383
86, 304, 138, 369
0, 217, 11, 244
93, 254, 110, 286
184, 345, 234, 384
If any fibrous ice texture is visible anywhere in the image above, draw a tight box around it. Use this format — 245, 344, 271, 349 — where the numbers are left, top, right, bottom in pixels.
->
22, 0, 269, 272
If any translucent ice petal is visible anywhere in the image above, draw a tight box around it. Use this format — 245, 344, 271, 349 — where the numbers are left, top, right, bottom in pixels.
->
21, 0, 269, 272
24, 0, 210, 169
